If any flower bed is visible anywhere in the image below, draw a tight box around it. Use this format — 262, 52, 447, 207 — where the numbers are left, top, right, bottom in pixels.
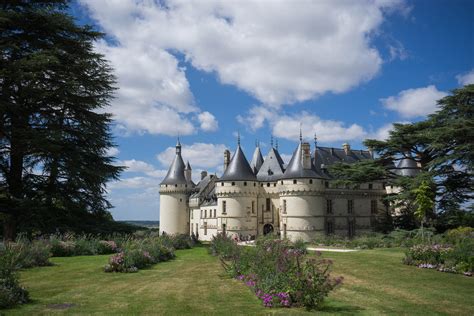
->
211, 235, 342, 310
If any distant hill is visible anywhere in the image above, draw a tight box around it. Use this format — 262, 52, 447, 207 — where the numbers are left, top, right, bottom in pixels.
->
120, 221, 159, 229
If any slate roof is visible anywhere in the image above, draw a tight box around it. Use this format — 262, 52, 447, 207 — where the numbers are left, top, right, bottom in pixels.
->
257, 147, 286, 181
161, 142, 187, 185
396, 156, 420, 177
250, 146, 264, 174
281, 142, 321, 179
313, 146, 373, 179
219, 145, 257, 181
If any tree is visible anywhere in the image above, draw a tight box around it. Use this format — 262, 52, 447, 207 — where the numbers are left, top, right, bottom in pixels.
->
330, 85, 474, 228
0, 1, 123, 240
412, 180, 435, 241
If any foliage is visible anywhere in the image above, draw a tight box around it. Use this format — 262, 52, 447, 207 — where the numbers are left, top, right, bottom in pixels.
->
212, 235, 341, 310
103, 235, 193, 273
328, 85, 474, 227
0, 0, 123, 240
0, 244, 29, 309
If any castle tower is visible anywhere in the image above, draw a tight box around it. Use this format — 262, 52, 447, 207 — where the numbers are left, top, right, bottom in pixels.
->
279, 137, 325, 242
215, 140, 258, 238
159, 139, 193, 235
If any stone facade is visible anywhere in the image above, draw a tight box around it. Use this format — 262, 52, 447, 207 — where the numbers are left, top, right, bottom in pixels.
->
160, 138, 402, 242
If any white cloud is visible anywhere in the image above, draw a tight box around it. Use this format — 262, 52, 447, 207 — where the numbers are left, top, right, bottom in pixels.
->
381, 85, 448, 118
108, 176, 158, 189
456, 69, 474, 86
106, 147, 120, 156
157, 142, 228, 169
120, 159, 155, 173
80, 0, 408, 130
197, 111, 218, 131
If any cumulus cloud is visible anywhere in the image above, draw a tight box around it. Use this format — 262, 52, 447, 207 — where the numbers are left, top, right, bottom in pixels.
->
197, 111, 219, 131
157, 142, 228, 169
108, 176, 158, 189
79, 0, 408, 135
106, 147, 120, 156
456, 69, 474, 86
381, 85, 448, 118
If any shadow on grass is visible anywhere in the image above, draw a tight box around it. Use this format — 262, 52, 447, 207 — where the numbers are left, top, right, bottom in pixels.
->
319, 303, 365, 314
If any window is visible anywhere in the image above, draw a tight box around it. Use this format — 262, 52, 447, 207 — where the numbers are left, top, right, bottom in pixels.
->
251, 201, 255, 214
283, 224, 287, 239
283, 199, 287, 214
309, 179, 313, 184
222, 223, 226, 235
326, 199, 333, 214
325, 181, 329, 188
267, 183, 270, 187
204, 222, 208, 235
231, 182, 235, 186
281, 181, 283, 185
214, 209, 216, 218
221, 182, 224, 186
244, 182, 247, 186
175, 184, 178, 187
326, 221, 334, 235
371, 200, 377, 214
266, 198, 271, 211
222, 201, 227, 214
200, 210, 203, 218
368, 183, 373, 190
195, 223, 198, 235
180, 198, 182, 202
274, 183, 276, 187
204, 210, 207, 218
293, 180, 297, 184
261, 183, 264, 187
254, 182, 256, 186
347, 200, 354, 214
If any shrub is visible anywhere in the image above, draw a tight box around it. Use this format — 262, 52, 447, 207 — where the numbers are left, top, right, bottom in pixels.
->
97, 240, 118, 254
214, 236, 342, 310
104, 236, 177, 273
15, 239, 51, 268
0, 244, 29, 309
50, 239, 76, 257
208, 233, 239, 259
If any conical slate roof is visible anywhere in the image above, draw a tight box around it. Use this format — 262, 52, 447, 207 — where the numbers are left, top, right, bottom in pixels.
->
250, 146, 264, 174
185, 161, 192, 170
220, 145, 256, 181
257, 147, 285, 181
396, 155, 420, 177
281, 142, 320, 179
161, 141, 187, 185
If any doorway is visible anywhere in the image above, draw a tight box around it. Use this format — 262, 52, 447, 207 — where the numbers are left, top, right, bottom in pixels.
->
263, 223, 274, 235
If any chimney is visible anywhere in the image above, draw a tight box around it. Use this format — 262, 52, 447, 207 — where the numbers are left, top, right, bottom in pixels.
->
201, 170, 208, 180
342, 143, 350, 155
224, 150, 231, 171
301, 142, 311, 169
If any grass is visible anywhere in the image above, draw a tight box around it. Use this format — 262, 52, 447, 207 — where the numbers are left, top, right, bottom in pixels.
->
4, 246, 473, 315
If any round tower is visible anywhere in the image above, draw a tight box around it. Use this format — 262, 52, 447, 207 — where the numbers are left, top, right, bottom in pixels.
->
159, 139, 193, 235
215, 139, 259, 239
279, 137, 325, 242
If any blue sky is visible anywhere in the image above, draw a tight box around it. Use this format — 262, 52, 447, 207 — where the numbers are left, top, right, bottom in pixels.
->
70, 0, 473, 220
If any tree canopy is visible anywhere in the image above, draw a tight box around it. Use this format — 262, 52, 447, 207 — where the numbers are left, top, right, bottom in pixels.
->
0, 0, 124, 239
330, 85, 474, 229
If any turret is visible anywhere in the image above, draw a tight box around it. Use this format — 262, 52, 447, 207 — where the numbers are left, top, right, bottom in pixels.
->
250, 141, 264, 174
159, 139, 192, 235
185, 161, 192, 183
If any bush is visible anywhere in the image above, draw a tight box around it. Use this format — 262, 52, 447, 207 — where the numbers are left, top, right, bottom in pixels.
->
0, 244, 29, 309
97, 240, 118, 254
50, 238, 76, 257
104, 236, 178, 273
213, 236, 342, 310
14, 239, 51, 268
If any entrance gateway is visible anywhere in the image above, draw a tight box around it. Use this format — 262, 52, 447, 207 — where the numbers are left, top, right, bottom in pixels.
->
263, 223, 274, 235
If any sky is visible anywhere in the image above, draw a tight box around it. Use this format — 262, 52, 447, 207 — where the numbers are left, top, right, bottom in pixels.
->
69, 0, 473, 221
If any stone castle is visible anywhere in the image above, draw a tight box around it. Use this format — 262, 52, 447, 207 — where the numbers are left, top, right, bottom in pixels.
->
159, 134, 418, 242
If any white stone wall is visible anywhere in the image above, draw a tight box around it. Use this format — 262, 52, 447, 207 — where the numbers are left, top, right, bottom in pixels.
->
215, 181, 259, 238
159, 184, 190, 235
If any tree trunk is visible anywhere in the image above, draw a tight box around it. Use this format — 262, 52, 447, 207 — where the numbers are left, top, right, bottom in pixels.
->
3, 214, 16, 242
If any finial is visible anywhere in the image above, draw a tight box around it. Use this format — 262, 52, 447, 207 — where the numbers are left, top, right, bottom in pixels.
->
314, 133, 318, 148
177, 132, 181, 146
299, 123, 302, 142
255, 139, 258, 148
275, 138, 279, 150
237, 131, 241, 146
270, 135, 274, 148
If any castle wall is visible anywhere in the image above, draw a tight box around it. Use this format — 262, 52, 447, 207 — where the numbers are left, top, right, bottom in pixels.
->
215, 181, 258, 238
159, 184, 190, 235
279, 179, 326, 242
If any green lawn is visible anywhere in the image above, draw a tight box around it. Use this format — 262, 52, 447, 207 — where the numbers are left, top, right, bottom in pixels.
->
4, 246, 473, 315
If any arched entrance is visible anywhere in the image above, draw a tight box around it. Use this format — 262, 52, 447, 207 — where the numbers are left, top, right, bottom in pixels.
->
263, 223, 274, 235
